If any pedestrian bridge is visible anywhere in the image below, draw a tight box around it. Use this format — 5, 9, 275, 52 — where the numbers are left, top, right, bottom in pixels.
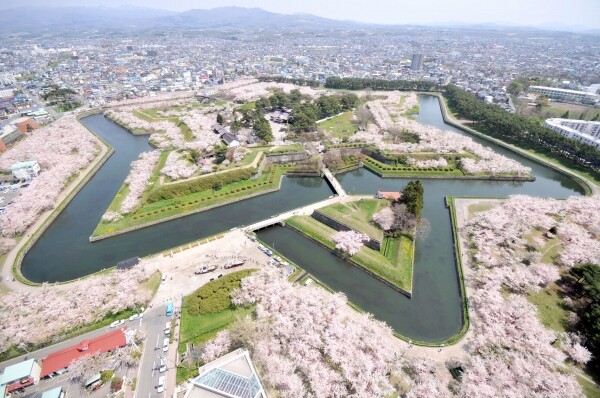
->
322, 166, 347, 197
245, 194, 371, 232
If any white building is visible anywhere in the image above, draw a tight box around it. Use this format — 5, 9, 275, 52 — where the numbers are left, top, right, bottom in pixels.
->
530, 86, 599, 105
183, 349, 267, 398
544, 118, 600, 149
11, 160, 40, 180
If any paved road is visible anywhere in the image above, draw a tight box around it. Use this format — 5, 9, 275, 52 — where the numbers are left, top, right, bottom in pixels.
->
135, 305, 172, 398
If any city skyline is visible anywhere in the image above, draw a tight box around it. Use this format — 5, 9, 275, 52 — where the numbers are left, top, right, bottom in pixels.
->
1, 0, 600, 30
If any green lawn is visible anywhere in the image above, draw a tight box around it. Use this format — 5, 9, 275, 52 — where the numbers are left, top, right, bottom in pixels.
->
176, 270, 255, 383
178, 307, 253, 354
318, 199, 388, 241
467, 203, 496, 218
528, 283, 568, 333
578, 375, 600, 398
317, 111, 357, 139
286, 215, 414, 291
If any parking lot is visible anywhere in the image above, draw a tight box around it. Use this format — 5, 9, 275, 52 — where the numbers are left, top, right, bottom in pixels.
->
0, 182, 26, 213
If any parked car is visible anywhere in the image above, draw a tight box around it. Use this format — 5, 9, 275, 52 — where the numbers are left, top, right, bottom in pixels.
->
157, 376, 165, 393
162, 338, 169, 352
129, 314, 140, 321
159, 357, 167, 373
110, 319, 125, 328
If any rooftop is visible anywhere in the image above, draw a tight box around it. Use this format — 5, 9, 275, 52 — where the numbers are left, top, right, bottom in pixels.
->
40, 328, 127, 377
185, 349, 266, 398
0, 358, 36, 385
11, 160, 38, 169
40, 386, 63, 398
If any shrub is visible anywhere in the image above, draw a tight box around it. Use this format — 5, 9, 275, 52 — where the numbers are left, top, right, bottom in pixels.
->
186, 269, 255, 315
110, 377, 123, 392
101, 370, 114, 383
147, 167, 256, 202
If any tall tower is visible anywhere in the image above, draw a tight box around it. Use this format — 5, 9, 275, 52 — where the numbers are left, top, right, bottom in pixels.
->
411, 54, 424, 71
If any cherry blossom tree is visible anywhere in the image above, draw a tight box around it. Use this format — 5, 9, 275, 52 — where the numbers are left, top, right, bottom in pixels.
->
161, 151, 197, 180
225, 268, 401, 397
372, 207, 395, 230
332, 230, 368, 256
0, 116, 100, 236
121, 151, 160, 213
0, 266, 154, 353
200, 330, 232, 363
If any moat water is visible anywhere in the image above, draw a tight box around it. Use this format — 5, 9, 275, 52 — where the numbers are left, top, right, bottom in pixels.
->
21, 96, 584, 341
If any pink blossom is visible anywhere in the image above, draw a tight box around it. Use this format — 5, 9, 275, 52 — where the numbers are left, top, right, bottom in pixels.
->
372, 207, 395, 230
332, 230, 368, 256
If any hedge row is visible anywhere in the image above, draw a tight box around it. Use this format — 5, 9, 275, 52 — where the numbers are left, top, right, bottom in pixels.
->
363, 158, 454, 172
147, 167, 256, 202
186, 269, 255, 315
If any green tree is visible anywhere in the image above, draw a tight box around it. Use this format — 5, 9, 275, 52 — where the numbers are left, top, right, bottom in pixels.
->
567, 263, 600, 370
561, 111, 570, 119
255, 97, 271, 112
214, 145, 228, 164
216, 113, 224, 124
399, 181, 424, 218
253, 117, 273, 143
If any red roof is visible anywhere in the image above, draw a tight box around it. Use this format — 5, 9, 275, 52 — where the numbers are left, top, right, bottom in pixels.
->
6, 377, 34, 392
377, 190, 401, 200
41, 328, 127, 377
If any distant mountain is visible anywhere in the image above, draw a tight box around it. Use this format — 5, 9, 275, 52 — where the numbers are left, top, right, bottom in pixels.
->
0, 6, 597, 35
158, 6, 362, 29
0, 6, 177, 34
0, 6, 362, 34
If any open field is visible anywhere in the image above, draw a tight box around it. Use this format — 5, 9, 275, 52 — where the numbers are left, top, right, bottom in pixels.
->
317, 111, 357, 139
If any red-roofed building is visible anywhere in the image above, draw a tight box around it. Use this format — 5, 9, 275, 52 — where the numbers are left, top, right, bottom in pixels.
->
376, 190, 401, 201
40, 328, 127, 377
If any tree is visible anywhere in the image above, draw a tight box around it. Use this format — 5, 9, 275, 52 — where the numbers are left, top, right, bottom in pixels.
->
332, 230, 368, 256
216, 113, 224, 124
372, 207, 395, 231
400, 181, 424, 218
212, 181, 222, 192
561, 111, 570, 119
255, 97, 271, 112
214, 145, 228, 164
230, 117, 242, 133
253, 117, 273, 143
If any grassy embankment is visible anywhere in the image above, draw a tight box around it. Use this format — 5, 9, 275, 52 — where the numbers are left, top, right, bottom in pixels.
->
176, 270, 255, 383
92, 163, 284, 237
286, 199, 414, 291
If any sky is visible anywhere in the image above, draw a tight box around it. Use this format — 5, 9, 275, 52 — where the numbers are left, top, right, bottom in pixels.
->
3, 0, 600, 29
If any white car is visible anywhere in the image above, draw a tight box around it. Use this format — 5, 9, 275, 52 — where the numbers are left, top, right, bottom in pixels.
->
110, 319, 125, 328
163, 337, 169, 352
129, 314, 140, 321
157, 376, 165, 393
159, 357, 167, 373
